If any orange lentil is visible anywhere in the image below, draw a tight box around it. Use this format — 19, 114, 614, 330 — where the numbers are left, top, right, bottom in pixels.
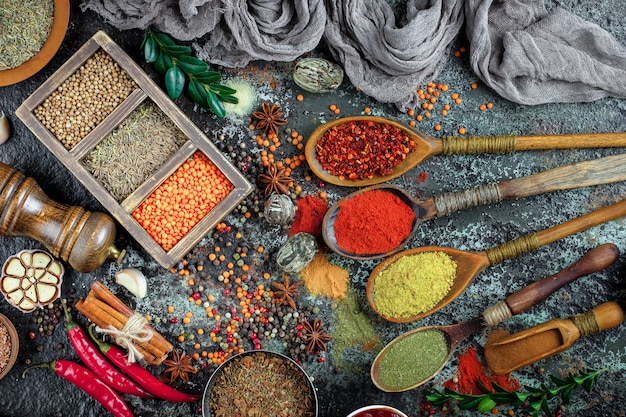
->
434, 124, 442, 131
131, 152, 233, 251
177, 335, 185, 343
409, 120, 416, 127
319, 191, 327, 199
257, 246, 264, 253
263, 272, 271, 279
440, 84, 449, 92
333, 108, 341, 115
218, 254, 226, 262
479, 104, 487, 111
416, 114, 423, 122
471, 82, 478, 89
454, 50, 461, 57
425, 111, 431, 118
194, 343, 201, 350
455, 98, 462, 105
459, 47, 466, 53
407, 109, 415, 117
458, 127, 466, 135
451, 93, 459, 100
329, 104, 337, 111
441, 109, 448, 116
192, 352, 200, 360
487, 102, 493, 109
429, 97, 437, 104
196, 264, 203, 272
167, 305, 175, 313
296, 93, 304, 101
364, 107, 371, 114
183, 317, 191, 324
197, 328, 204, 335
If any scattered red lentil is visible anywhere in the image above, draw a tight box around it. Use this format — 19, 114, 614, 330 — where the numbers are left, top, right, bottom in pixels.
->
296, 94, 304, 101
131, 151, 234, 251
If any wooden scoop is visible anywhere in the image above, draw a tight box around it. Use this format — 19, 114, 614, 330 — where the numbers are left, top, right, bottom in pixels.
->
305, 115, 626, 187
323, 153, 626, 260
366, 197, 626, 323
370, 243, 619, 392
485, 301, 624, 375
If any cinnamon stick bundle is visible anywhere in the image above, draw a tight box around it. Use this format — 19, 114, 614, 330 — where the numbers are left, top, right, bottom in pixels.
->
75, 281, 173, 365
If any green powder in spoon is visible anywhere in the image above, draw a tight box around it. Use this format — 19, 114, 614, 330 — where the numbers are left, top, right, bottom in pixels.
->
377, 328, 448, 390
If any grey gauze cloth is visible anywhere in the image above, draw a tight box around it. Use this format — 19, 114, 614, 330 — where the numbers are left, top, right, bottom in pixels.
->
465, 0, 626, 104
80, 0, 626, 108
323, 0, 464, 111
80, 0, 326, 66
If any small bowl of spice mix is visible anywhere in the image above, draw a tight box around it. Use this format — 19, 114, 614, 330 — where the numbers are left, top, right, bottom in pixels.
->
0, 312, 19, 380
0, 0, 70, 86
203, 350, 318, 417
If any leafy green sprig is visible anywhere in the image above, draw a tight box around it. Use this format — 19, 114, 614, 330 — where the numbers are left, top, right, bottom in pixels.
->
425, 368, 607, 417
141, 28, 237, 118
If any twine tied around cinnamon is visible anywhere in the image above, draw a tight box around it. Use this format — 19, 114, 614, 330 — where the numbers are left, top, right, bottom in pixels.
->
96, 313, 153, 363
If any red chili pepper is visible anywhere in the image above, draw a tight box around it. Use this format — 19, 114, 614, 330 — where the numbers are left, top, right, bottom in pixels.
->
88, 325, 202, 403
22, 359, 134, 417
62, 301, 153, 398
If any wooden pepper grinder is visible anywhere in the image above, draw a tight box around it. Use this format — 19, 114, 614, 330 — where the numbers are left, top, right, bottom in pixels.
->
0, 161, 125, 273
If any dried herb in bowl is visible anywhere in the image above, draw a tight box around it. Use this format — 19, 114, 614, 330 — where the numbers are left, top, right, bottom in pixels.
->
204, 350, 317, 417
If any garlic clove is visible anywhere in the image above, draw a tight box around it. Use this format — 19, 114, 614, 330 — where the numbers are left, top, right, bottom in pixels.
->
0, 112, 10, 145
115, 268, 147, 298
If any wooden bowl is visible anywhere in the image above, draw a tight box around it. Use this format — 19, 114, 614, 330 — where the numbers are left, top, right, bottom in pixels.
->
0, 313, 19, 381
0, 0, 70, 87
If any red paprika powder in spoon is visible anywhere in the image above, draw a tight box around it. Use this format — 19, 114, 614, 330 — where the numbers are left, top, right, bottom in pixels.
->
333, 189, 415, 255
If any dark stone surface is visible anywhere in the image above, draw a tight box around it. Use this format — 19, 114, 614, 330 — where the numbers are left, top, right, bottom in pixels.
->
1, 1, 625, 417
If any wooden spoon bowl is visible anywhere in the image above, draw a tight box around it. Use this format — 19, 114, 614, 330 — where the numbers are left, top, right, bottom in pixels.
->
305, 116, 626, 187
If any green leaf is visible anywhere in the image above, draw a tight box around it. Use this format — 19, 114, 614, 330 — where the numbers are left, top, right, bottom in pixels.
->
165, 66, 185, 99
153, 31, 175, 46
210, 84, 237, 95
206, 90, 226, 118
153, 52, 172, 74
143, 36, 159, 63
477, 397, 497, 413
458, 397, 484, 410
550, 375, 568, 386
176, 55, 208, 75
560, 385, 574, 404
162, 44, 192, 57
540, 399, 554, 417
193, 71, 222, 84
216, 92, 239, 104
188, 79, 208, 106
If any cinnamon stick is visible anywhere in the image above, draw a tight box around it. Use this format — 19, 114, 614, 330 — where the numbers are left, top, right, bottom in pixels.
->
75, 299, 157, 364
90, 282, 173, 355
83, 293, 168, 363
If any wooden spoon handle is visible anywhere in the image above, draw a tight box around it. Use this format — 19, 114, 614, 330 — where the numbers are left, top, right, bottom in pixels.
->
485, 198, 626, 264
432, 154, 626, 217
576, 301, 624, 335
498, 154, 626, 200
505, 243, 619, 315
513, 132, 626, 151
439, 132, 626, 155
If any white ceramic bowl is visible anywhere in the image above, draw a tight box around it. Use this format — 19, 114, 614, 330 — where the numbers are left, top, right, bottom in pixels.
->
346, 405, 408, 417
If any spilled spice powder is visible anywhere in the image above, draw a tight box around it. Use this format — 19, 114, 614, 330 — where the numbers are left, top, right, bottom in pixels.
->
443, 347, 521, 395
288, 194, 329, 240
300, 250, 349, 299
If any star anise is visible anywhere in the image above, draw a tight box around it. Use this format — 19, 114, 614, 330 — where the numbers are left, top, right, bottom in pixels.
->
162, 350, 197, 383
301, 319, 332, 354
258, 163, 293, 196
252, 101, 287, 137
271, 274, 303, 311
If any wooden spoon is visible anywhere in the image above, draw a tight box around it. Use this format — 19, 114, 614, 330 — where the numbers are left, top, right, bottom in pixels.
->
485, 301, 624, 375
366, 197, 626, 323
305, 115, 626, 187
370, 243, 619, 392
323, 153, 626, 260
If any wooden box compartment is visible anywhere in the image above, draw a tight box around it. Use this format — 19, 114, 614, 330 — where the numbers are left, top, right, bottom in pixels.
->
16, 31, 253, 269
